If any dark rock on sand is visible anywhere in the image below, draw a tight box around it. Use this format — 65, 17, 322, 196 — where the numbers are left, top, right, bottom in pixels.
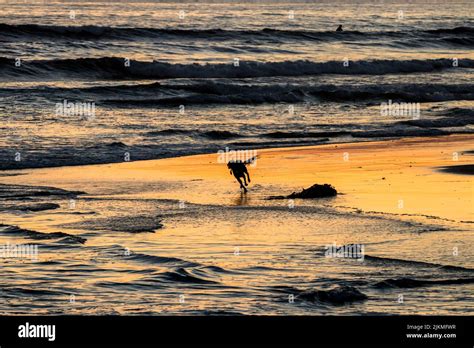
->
268, 183, 337, 199
438, 164, 474, 175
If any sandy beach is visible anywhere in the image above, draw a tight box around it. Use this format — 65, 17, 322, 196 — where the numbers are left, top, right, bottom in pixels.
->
0, 134, 473, 316
2, 134, 472, 220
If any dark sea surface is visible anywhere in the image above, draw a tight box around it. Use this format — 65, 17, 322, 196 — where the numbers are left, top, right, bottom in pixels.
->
0, 1, 473, 169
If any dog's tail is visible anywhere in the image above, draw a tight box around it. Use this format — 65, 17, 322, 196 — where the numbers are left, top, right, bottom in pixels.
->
243, 156, 258, 165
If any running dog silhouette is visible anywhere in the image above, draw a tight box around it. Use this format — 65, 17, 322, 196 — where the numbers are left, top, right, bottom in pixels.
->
227, 159, 254, 193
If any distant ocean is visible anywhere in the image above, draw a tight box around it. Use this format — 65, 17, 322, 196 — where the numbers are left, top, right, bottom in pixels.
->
0, 1, 473, 169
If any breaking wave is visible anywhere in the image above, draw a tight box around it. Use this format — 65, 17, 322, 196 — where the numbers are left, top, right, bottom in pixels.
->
1, 57, 473, 80
1, 23, 472, 47
101, 82, 474, 105
364, 254, 474, 272
0, 224, 86, 244
375, 277, 474, 289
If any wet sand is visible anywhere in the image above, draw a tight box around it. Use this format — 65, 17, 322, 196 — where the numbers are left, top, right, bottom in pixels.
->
1, 134, 472, 222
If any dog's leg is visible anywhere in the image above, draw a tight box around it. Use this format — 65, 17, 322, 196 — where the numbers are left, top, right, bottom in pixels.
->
236, 177, 247, 193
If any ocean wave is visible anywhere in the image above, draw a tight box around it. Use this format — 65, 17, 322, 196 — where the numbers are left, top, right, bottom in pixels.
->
145, 129, 344, 141
96, 266, 222, 290
296, 285, 368, 305
102, 82, 474, 106
387, 107, 474, 132
263, 131, 350, 138
145, 129, 194, 136
364, 255, 474, 272
7, 79, 473, 105
228, 139, 329, 148
1, 286, 70, 297
424, 26, 474, 35
440, 36, 474, 46
442, 107, 474, 117
126, 252, 201, 268
0, 224, 87, 244
158, 267, 220, 285
374, 277, 474, 289
1, 23, 472, 45
0, 24, 405, 41
201, 130, 242, 139
1, 57, 473, 80
351, 128, 449, 138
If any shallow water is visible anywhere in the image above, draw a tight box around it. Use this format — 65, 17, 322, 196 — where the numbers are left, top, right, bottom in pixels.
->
0, 178, 472, 315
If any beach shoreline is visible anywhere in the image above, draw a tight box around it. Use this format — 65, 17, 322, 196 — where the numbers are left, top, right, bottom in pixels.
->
1, 134, 472, 222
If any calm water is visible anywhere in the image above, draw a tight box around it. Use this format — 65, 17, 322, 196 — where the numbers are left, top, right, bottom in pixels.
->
0, 1, 473, 315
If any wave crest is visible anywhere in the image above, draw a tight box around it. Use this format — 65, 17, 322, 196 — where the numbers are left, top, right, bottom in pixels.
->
1, 23, 472, 44
1, 57, 472, 80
